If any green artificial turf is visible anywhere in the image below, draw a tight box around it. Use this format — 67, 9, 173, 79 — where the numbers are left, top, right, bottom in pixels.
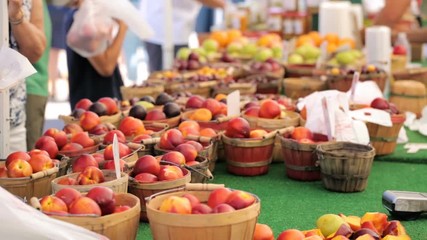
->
137, 161, 427, 239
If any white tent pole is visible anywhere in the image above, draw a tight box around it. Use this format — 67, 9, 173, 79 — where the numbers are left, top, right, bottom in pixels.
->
162, 0, 173, 70
0, 1, 10, 158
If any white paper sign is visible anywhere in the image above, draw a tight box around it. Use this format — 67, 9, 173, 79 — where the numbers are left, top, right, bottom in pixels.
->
227, 90, 240, 117
349, 108, 392, 127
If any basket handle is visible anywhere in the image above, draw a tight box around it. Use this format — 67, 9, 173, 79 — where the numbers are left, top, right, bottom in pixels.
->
127, 142, 145, 151
31, 167, 59, 180
263, 126, 295, 140
58, 114, 77, 122
216, 114, 239, 123
141, 137, 160, 145
146, 122, 169, 130
30, 197, 41, 210
184, 164, 214, 181
198, 80, 217, 88
125, 160, 136, 169
186, 134, 213, 143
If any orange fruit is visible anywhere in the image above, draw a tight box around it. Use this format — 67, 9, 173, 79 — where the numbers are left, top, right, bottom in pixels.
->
199, 128, 217, 138
189, 108, 212, 122
226, 29, 242, 44
323, 33, 340, 45
210, 31, 228, 48
338, 37, 355, 49
296, 35, 315, 48
253, 223, 274, 240
308, 31, 323, 47
327, 42, 338, 54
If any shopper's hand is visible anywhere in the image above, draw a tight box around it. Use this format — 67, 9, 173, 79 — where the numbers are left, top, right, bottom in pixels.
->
8, 0, 24, 21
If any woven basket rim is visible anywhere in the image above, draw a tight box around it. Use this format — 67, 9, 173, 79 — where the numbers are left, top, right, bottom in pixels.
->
316, 141, 376, 158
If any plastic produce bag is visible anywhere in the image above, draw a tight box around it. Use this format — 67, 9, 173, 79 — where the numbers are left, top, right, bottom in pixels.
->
0, 187, 108, 240
67, 0, 153, 58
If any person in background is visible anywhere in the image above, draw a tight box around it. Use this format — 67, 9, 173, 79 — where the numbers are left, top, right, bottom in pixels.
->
65, 0, 128, 109
25, 0, 52, 150
8, 0, 47, 152
140, 0, 226, 72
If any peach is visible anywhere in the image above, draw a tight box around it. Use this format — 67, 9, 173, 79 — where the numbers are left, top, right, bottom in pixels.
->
189, 108, 212, 121
79, 110, 101, 131
60, 142, 84, 152
114, 205, 131, 213
86, 186, 116, 216
103, 142, 132, 160
98, 97, 118, 115
207, 187, 232, 208
72, 154, 99, 173
75, 98, 93, 111
351, 229, 379, 240
63, 123, 84, 135
57, 177, 77, 185
305, 236, 325, 240
28, 153, 54, 173
303, 228, 324, 238
225, 190, 256, 210
259, 99, 281, 119
76, 166, 105, 185
35, 136, 59, 159
360, 222, 380, 235
185, 161, 199, 166
119, 116, 145, 137
91, 152, 105, 164
28, 149, 50, 157
328, 224, 353, 239
225, 117, 250, 138
5, 151, 30, 168
361, 212, 388, 235
202, 98, 222, 116
103, 159, 125, 171
88, 123, 109, 135
186, 95, 206, 109
191, 203, 212, 214
0, 166, 7, 178
277, 229, 305, 240
54, 188, 82, 208
133, 155, 161, 176
70, 132, 95, 148
212, 203, 235, 213
179, 120, 201, 132
134, 172, 158, 183
383, 220, 407, 236
250, 129, 268, 139
159, 129, 184, 150
184, 140, 203, 152
182, 193, 200, 208
40, 195, 68, 214
175, 143, 197, 162
340, 214, 361, 231
161, 151, 186, 166
253, 223, 275, 240
243, 106, 260, 117
158, 165, 184, 181
7, 159, 33, 178
103, 130, 126, 145
291, 127, 314, 141
180, 126, 200, 138
43, 128, 68, 149
159, 196, 192, 214
132, 134, 152, 143
69, 196, 102, 216
145, 109, 167, 121
199, 127, 217, 138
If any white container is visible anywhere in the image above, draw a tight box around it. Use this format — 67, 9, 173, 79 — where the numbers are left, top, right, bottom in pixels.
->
319, 1, 353, 39
365, 26, 391, 72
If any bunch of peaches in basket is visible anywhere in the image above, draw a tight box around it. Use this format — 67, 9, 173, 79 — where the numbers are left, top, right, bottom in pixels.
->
1, 150, 58, 178
224, 117, 269, 139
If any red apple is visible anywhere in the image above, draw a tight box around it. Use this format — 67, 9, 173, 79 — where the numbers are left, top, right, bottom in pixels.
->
225, 117, 250, 138
0, 166, 7, 178
98, 97, 118, 115
249, 129, 268, 139
103, 142, 131, 160
299, 138, 315, 144
132, 134, 152, 143
7, 159, 33, 178
69, 196, 102, 216
225, 190, 256, 210
92, 152, 105, 164
43, 128, 68, 149
393, 45, 407, 55
40, 195, 68, 214
114, 205, 131, 213
79, 111, 101, 131
134, 172, 158, 183
75, 98, 93, 111
72, 154, 99, 173
207, 187, 233, 208
35, 136, 59, 159
86, 186, 116, 216
103, 130, 126, 145
28, 153, 54, 173
76, 166, 105, 185
5, 151, 30, 168
370, 98, 390, 110
28, 149, 50, 158
157, 165, 184, 181
133, 155, 161, 176
54, 188, 82, 208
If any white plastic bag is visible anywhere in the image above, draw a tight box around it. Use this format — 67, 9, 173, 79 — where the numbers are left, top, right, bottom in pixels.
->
67, 0, 154, 58
0, 187, 108, 240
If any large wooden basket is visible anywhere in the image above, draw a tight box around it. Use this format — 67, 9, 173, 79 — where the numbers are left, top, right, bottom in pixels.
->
127, 168, 191, 222
0, 165, 59, 200
316, 142, 375, 192
31, 193, 140, 240
390, 80, 427, 118
284, 64, 317, 78
120, 84, 165, 99
326, 72, 387, 92
243, 111, 300, 131
366, 114, 406, 156
393, 67, 427, 87
51, 170, 129, 193
146, 183, 260, 240
283, 77, 327, 99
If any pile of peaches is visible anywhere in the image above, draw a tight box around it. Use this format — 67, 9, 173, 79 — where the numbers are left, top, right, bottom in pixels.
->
38, 186, 130, 217
242, 99, 293, 119
0, 149, 58, 178
185, 96, 228, 121
131, 155, 186, 183
158, 187, 256, 215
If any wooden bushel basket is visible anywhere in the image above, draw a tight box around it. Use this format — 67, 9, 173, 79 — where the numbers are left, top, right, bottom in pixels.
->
168, 81, 217, 98
31, 193, 140, 240
366, 114, 406, 156
222, 127, 294, 176
120, 84, 165, 99
127, 168, 191, 222
326, 72, 387, 92
146, 183, 260, 240
390, 80, 427, 118
51, 170, 129, 193
393, 67, 427, 87
284, 64, 317, 78
142, 114, 181, 129
316, 142, 376, 193
181, 110, 236, 131
283, 77, 327, 100
280, 133, 329, 181
0, 165, 58, 200
59, 111, 123, 128
212, 82, 257, 96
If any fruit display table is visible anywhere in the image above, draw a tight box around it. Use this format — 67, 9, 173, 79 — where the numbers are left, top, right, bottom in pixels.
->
137, 127, 427, 239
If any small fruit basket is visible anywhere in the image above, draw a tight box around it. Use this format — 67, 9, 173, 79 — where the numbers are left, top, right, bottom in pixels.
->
127, 155, 192, 221
284, 63, 318, 78
145, 183, 260, 240
316, 142, 375, 192
282, 77, 327, 100
30, 187, 140, 240
51, 168, 129, 194
390, 80, 427, 118
120, 82, 165, 100
181, 109, 234, 132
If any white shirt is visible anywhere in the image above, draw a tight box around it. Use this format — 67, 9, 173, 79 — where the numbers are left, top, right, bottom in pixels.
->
140, 0, 202, 45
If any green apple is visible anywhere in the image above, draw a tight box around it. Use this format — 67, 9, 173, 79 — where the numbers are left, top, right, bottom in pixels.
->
227, 42, 243, 54
348, 49, 362, 59
336, 51, 356, 65
254, 48, 273, 62
136, 101, 154, 110
316, 214, 348, 237
272, 46, 283, 59
202, 39, 219, 53
304, 45, 321, 60
288, 53, 304, 64
176, 47, 191, 60
295, 45, 309, 58
205, 51, 219, 61
241, 43, 258, 57
304, 58, 317, 64
192, 47, 207, 57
